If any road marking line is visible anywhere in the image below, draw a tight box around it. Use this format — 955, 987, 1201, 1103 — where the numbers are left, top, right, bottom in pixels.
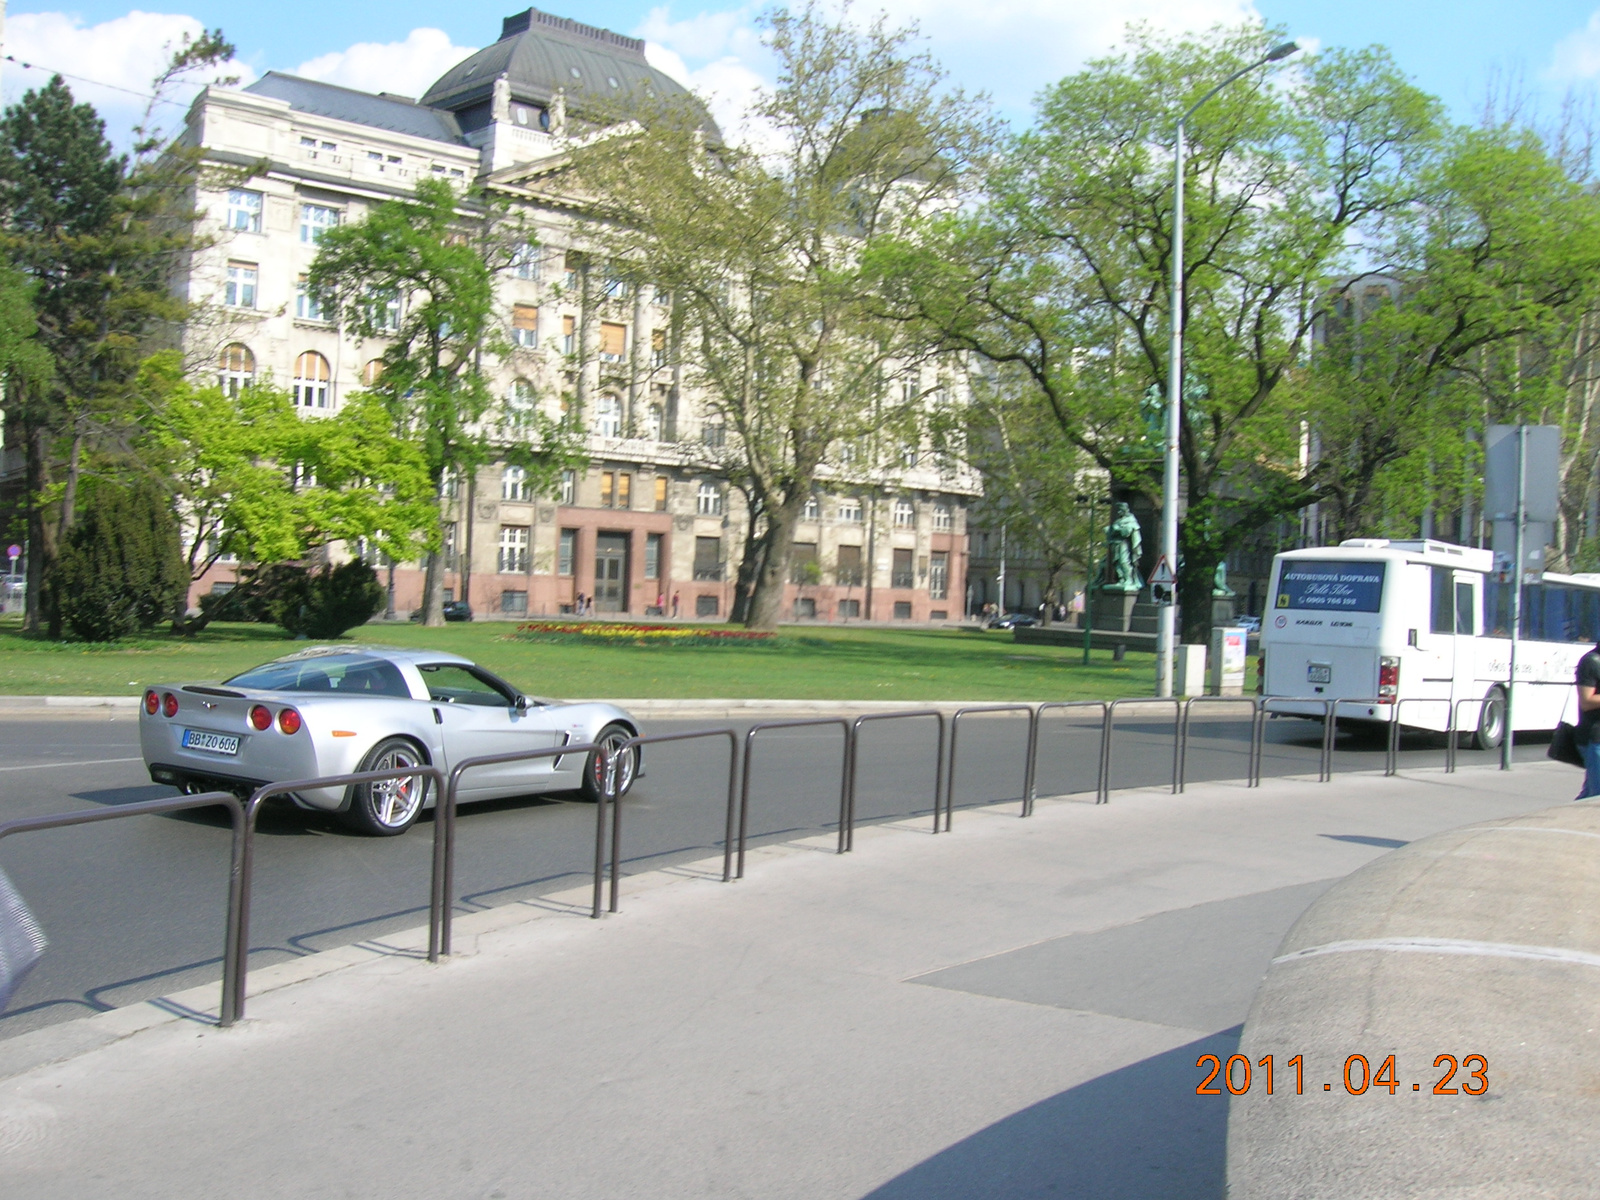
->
1274, 936, 1600, 971
0, 756, 143, 773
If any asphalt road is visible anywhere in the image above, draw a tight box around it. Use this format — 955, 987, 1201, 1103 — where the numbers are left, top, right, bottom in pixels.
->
0, 708, 1552, 1040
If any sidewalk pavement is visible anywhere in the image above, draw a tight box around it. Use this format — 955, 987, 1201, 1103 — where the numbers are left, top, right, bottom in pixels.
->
0, 761, 1575, 1199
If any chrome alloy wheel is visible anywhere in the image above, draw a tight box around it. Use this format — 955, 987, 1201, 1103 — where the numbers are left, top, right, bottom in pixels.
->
370, 743, 424, 828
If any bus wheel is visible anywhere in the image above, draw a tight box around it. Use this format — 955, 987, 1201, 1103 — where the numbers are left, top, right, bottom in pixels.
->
1473, 688, 1506, 751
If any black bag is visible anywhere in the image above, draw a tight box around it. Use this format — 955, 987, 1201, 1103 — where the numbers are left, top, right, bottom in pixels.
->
1549, 721, 1585, 768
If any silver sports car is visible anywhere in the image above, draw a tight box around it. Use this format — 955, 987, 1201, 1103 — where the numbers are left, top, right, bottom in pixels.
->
140, 645, 640, 835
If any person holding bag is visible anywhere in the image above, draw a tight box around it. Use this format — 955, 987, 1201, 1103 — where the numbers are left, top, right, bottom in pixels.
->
1575, 642, 1600, 798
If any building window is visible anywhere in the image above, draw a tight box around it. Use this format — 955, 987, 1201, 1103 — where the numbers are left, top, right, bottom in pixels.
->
601, 271, 628, 300
794, 597, 816, 618
893, 601, 913, 619
653, 285, 670, 305
501, 589, 529, 614
645, 532, 662, 580
802, 496, 819, 520
893, 499, 915, 528
617, 472, 631, 509
790, 542, 818, 584
560, 469, 576, 505
696, 482, 722, 516
651, 328, 667, 368
694, 536, 722, 580
562, 314, 576, 354
654, 475, 668, 512
646, 404, 663, 442
498, 525, 530, 574
362, 359, 385, 387
224, 261, 257, 308
441, 467, 459, 499
502, 465, 530, 501
836, 544, 863, 587
592, 393, 621, 438
838, 497, 862, 523
563, 252, 580, 290
443, 521, 458, 569
295, 275, 325, 322
300, 203, 339, 244
226, 189, 262, 233
218, 343, 255, 396
933, 502, 952, 531
599, 321, 627, 362
838, 598, 861, 618
930, 551, 949, 600
892, 548, 914, 589
697, 594, 720, 617
367, 289, 400, 332
558, 529, 576, 575
702, 420, 726, 449
512, 242, 540, 280
600, 471, 614, 508
901, 444, 920, 468
507, 379, 536, 427
291, 351, 331, 409
512, 303, 538, 347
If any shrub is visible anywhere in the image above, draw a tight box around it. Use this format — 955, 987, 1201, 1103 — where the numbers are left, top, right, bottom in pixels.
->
273, 560, 385, 639
54, 479, 187, 642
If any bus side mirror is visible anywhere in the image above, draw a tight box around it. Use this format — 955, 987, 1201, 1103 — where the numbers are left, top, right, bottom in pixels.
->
1408, 628, 1418, 648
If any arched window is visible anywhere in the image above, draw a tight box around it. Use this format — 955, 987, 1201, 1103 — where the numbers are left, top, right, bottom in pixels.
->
292, 351, 332, 409
594, 393, 622, 438
218, 343, 255, 396
361, 359, 385, 387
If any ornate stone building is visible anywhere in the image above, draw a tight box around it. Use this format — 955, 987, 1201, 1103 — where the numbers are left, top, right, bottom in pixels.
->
178, 8, 976, 621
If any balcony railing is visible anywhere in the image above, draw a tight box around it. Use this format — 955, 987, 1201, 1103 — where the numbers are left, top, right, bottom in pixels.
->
693, 564, 725, 581
890, 572, 915, 589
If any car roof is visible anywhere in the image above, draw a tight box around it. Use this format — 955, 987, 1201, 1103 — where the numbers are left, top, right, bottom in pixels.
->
268, 645, 474, 668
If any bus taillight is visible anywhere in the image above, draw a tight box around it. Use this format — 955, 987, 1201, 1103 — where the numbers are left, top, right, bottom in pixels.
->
1256, 651, 1265, 694
1378, 656, 1400, 700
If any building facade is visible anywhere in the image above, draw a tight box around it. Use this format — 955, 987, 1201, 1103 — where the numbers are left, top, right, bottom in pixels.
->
178, 7, 976, 621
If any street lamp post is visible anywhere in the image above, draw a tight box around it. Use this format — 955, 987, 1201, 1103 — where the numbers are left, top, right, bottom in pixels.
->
1157, 40, 1299, 698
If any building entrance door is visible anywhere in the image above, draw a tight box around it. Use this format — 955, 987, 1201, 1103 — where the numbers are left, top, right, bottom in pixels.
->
594, 533, 629, 612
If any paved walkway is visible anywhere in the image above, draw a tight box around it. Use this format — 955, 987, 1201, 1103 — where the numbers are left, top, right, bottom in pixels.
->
0, 761, 1575, 1198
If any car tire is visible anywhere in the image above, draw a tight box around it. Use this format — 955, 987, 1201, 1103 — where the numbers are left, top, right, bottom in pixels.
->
580, 723, 638, 803
1473, 688, 1506, 752
342, 737, 429, 836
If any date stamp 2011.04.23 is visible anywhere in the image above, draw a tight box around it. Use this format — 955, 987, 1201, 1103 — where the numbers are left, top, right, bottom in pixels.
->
1196, 1053, 1488, 1097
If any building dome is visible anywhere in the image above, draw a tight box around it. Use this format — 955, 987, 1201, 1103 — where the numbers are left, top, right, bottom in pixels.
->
421, 8, 714, 138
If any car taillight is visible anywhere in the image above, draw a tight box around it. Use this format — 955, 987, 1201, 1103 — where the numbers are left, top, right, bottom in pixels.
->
162, 692, 179, 718
277, 707, 302, 735
144, 689, 160, 715
1378, 656, 1400, 700
250, 705, 272, 731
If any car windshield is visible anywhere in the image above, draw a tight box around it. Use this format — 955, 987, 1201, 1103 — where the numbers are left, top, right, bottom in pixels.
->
225, 654, 413, 698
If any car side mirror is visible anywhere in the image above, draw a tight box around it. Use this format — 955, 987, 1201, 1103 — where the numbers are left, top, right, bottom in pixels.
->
515, 694, 528, 711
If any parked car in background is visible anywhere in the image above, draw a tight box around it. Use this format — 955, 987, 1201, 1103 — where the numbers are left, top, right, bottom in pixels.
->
986, 611, 1039, 630
408, 601, 474, 622
140, 646, 639, 835
1235, 614, 1261, 634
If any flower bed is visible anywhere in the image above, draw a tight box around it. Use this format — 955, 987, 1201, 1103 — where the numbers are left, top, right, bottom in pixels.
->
513, 620, 778, 647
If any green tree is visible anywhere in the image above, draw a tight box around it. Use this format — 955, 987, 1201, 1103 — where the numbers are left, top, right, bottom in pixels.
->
873, 25, 1441, 644
308, 177, 580, 626
570, 2, 993, 629
53, 476, 186, 641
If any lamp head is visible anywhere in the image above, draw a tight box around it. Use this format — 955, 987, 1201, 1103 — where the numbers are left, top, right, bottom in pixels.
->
1266, 41, 1300, 62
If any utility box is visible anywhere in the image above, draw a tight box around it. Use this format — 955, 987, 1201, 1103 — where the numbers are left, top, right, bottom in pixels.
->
1209, 626, 1248, 695
1175, 644, 1208, 697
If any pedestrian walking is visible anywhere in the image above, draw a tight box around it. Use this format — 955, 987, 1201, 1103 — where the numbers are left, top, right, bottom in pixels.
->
1576, 640, 1600, 799
671, 591, 681, 618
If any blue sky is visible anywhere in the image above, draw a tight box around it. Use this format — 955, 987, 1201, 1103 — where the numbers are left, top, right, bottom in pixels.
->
6, 1, 1599, 146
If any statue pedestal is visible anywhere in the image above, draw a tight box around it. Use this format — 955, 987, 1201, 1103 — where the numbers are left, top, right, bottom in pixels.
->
1212, 597, 1237, 626
1091, 589, 1141, 633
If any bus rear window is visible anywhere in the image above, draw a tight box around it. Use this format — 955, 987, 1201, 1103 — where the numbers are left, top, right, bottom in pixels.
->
1275, 561, 1385, 612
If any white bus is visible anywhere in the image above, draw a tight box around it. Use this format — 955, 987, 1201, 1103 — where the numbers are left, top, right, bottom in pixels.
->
1259, 538, 1600, 748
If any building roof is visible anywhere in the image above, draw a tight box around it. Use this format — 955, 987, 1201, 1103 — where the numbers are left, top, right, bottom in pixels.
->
245, 73, 467, 146
421, 8, 705, 128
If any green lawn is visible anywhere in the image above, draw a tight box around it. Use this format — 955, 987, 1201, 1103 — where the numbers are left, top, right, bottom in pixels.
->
0, 616, 1167, 701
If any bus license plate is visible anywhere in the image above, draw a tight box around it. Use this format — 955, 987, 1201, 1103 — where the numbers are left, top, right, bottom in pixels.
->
1307, 664, 1332, 684
182, 729, 240, 755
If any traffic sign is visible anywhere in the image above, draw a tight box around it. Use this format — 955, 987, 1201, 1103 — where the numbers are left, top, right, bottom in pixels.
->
1148, 556, 1175, 587
6, 545, 17, 560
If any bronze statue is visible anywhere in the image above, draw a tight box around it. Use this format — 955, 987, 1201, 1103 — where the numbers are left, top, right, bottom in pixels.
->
1104, 502, 1143, 593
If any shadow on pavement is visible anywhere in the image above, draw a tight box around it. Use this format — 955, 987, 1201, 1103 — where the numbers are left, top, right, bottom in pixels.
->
859, 1027, 1239, 1200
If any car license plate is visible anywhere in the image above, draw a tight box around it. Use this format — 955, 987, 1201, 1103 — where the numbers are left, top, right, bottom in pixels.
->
1307, 663, 1332, 684
182, 729, 240, 755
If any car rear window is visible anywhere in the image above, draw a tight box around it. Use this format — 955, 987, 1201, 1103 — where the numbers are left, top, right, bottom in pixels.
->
225, 654, 412, 697
1275, 560, 1386, 613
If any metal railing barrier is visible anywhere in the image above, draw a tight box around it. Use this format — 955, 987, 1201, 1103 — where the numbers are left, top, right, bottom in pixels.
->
605, 729, 739, 915
1384, 698, 1452, 777
945, 705, 1038, 823
1104, 698, 1183, 799
1030, 701, 1111, 807
434, 741, 602, 959
0, 791, 245, 1026
235, 765, 445, 1024
735, 719, 850, 881
1178, 696, 1261, 793
1451, 697, 1491, 774
844, 710, 947, 850
1254, 698, 1334, 783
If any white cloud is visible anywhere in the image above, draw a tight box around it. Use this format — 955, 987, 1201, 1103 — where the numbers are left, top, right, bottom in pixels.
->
1548, 10, 1600, 80
3, 10, 254, 127
293, 28, 477, 100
